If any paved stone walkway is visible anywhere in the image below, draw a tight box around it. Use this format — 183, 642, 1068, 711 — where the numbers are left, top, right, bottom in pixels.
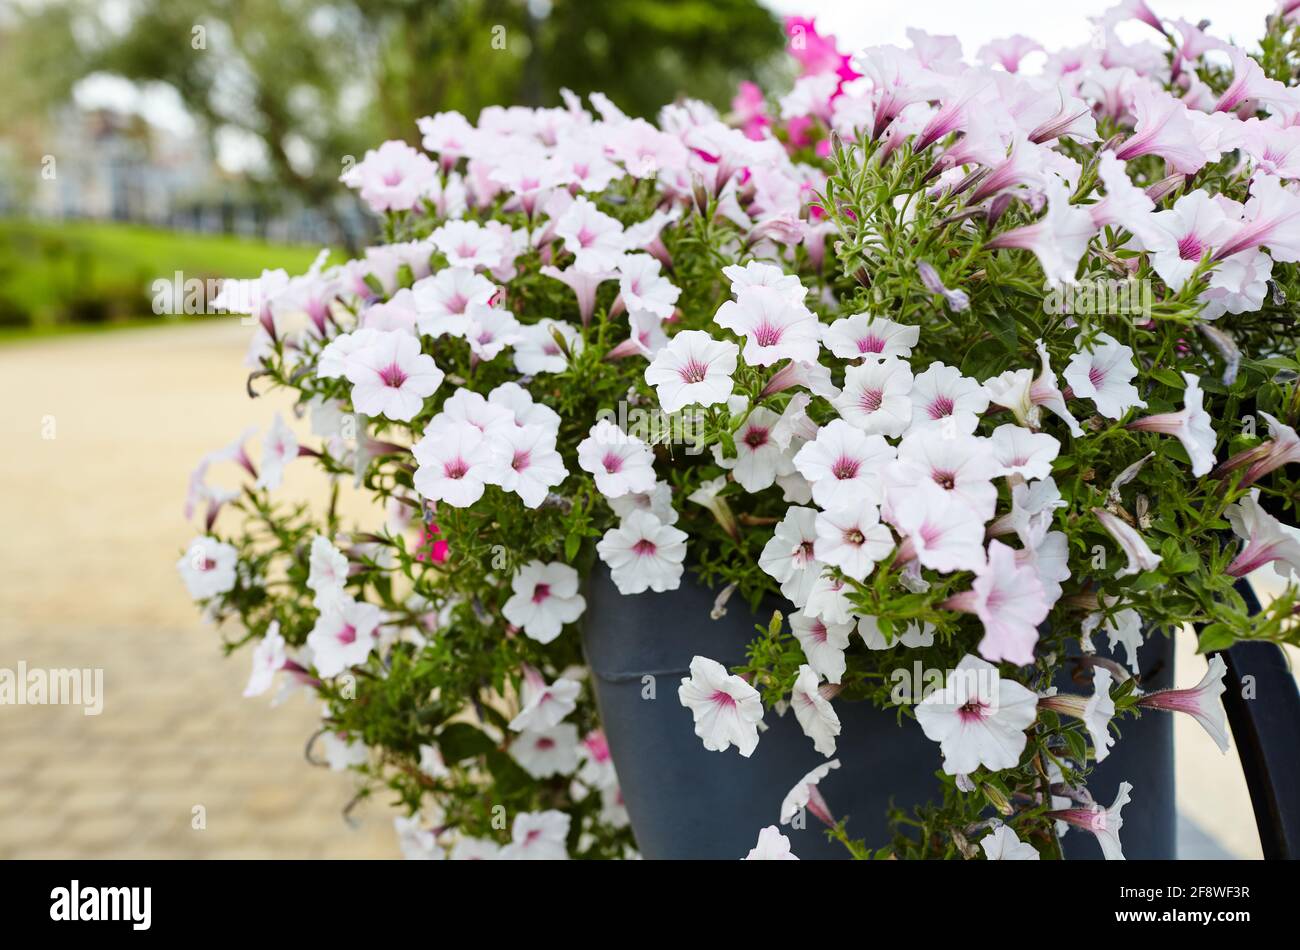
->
0, 320, 1288, 859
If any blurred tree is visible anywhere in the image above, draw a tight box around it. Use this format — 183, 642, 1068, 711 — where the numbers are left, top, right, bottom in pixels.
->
0, 0, 783, 238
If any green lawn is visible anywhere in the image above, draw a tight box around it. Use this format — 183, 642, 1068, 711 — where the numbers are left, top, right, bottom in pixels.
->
0, 219, 331, 338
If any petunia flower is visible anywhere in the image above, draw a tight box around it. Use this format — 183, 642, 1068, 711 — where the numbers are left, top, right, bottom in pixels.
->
890, 430, 1002, 522
744, 825, 798, 860
1039, 667, 1117, 762
344, 330, 445, 422
780, 760, 841, 826
438, 388, 516, 436
412, 267, 497, 338
177, 536, 239, 600
554, 196, 627, 272
615, 253, 680, 319
717, 406, 794, 493
886, 480, 988, 573
243, 622, 289, 698
814, 501, 895, 581
941, 540, 1049, 665
721, 260, 809, 303
596, 510, 688, 594
1213, 173, 1300, 264
1138, 189, 1233, 290
508, 665, 582, 732
1135, 655, 1230, 752
758, 506, 824, 607
792, 420, 895, 510
986, 177, 1097, 287
461, 303, 523, 362
983, 342, 1082, 437
981, 824, 1040, 860
611, 480, 679, 526
978, 35, 1044, 73
483, 423, 568, 509
1046, 781, 1132, 860
643, 330, 739, 413
577, 419, 657, 498
988, 476, 1067, 548
907, 361, 989, 435
1093, 507, 1163, 577
256, 412, 299, 491
513, 319, 581, 376
430, 220, 508, 272
510, 723, 580, 779
307, 597, 383, 677
1062, 333, 1146, 420
1113, 84, 1208, 174
307, 535, 349, 612
914, 654, 1039, 775
990, 423, 1060, 482
713, 284, 823, 368
320, 731, 368, 771
501, 810, 571, 860
340, 139, 437, 212
790, 665, 841, 757
1088, 150, 1154, 232
858, 617, 935, 650
502, 561, 587, 644
823, 313, 920, 361
1214, 44, 1292, 113
789, 611, 853, 685
1125, 372, 1216, 476
833, 356, 914, 436
678, 655, 764, 757
1224, 489, 1300, 580
412, 420, 495, 507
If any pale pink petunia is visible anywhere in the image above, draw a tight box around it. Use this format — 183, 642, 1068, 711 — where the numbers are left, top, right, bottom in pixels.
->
344, 330, 445, 422
307, 597, 384, 677
412, 420, 495, 508
780, 760, 840, 826
791, 665, 841, 757
942, 540, 1049, 665
1062, 333, 1146, 420
886, 481, 988, 574
507, 664, 582, 732
890, 430, 1002, 522
823, 313, 919, 361
789, 610, 853, 685
758, 505, 824, 608
1126, 372, 1216, 476
1225, 489, 1300, 580
833, 356, 914, 437
678, 655, 764, 757
1046, 781, 1132, 860
915, 654, 1039, 775
1094, 507, 1163, 577
990, 423, 1061, 481
1135, 655, 1230, 752
907, 361, 989, 435
412, 267, 497, 338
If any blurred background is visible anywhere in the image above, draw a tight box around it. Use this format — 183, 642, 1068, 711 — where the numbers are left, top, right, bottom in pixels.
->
0, 0, 1287, 859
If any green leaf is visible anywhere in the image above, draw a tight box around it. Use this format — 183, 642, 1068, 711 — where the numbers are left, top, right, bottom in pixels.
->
1196, 624, 1236, 654
437, 723, 497, 762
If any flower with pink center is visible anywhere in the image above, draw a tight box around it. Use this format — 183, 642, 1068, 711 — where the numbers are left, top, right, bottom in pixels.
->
991, 423, 1060, 482
317, 328, 384, 380
886, 480, 988, 573
502, 561, 586, 645
780, 759, 840, 826
1062, 332, 1146, 420
1201, 245, 1273, 319
1126, 372, 1217, 476
554, 196, 627, 273
1241, 121, 1300, 180
307, 597, 384, 677
1138, 189, 1233, 290
804, 572, 855, 626
721, 260, 809, 303
610, 480, 678, 526
907, 361, 989, 435
714, 283, 822, 367
439, 388, 516, 436
823, 313, 919, 361
1112, 84, 1208, 174
891, 430, 1002, 522
506, 666, 581, 735
501, 810, 570, 860
1225, 489, 1300, 580
460, 303, 522, 362
177, 535, 239, 600
430, 220, 507, 272
814, 501, 895, 581
759, 359, 839, 401
394, 813, 442, 861
416, 110, 477, 166
643, 330, 739, 413
967, 135, 1052, 205
256, 412, 299, 491
344, 330, 445, 422
981, 825, 1040, 860
340, 139, 437, 212
989, 476, 1067, 548
793, 420, 895, 510
758, 505, 824, 607
833, 357, 914, 437
484, 423, 568, 509
307, 535, 349, 611
914, 654, 1039, 775
791, 664, 841, 757
942, 540, 1049, 665
1038, 667, 1117, 762
539, 263, 613, 327
615, 253, 680, 319
596, 510, 688, 594
789, 610, 853, 685
1045, 781, 1132, 861
984, 341, 1083, 437
986, 177, 1098, 287
243, 621, 289, 698
744, 825, 798, 860
412, 267, 497, 338
510, 722, 580, 779
577, 419, 657, 498
853, 45, 942, 140
1214, 173, 1300, 265
978, 35, 1044, 73
413, 420, 495, 508
487, 381, 560, 431
1093, 507, 1163, 577
1218, 410, 1300, 487
1136, 655, 1230, 752
716, 406, 794, 493
1215, 44, 1292, 114
677, 655, 764, 757
514, 318, 581, 376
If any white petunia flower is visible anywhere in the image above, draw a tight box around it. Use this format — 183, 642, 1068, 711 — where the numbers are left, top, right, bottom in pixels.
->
981, 825, 1040, 860
908, 361, 989, 434
1063, 333, 1147, 420
501, 810, 571, 860
915, 654, 1039, 775
714, 284, 822, 366
577, 420, 657, 498
502, 561, 587, 644
990, 423, 1061, 481
813, 501, 895, 581
758, 505, 824, 607
484, 423, 568, 508
413, 420, 495, 508
789, 611, 853, 685
307, 535, 350, 612
510, 723, 580, 778
833, 357, 914, 436
307, 597, 384, 677
744, 825, 799, 860
791, 665, 841, 756
823, 313, 919, 360
780, 759, 841, 825
643, 330, 739, 413
678, 656, 764, 757
793, 420, 895, 510
596, 510, 688, 594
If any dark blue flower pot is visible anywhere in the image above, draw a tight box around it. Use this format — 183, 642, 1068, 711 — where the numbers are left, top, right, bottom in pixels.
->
581, 565, 1175, 860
